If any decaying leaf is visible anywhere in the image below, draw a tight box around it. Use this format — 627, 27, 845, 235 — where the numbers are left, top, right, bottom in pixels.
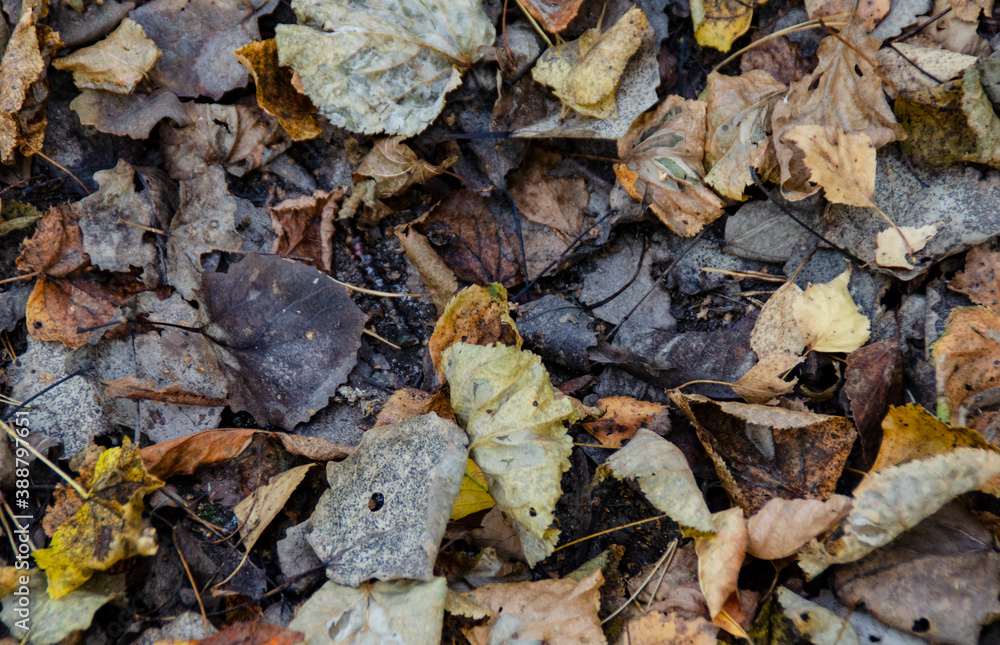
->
746, 496, 852, 560
798, 447, 1000, 577
429, 284, 520, 382
70, 89, 192, 139
950, 244, 1000, 311
25, 276, 133, 349
615, 95, 725, 237
622, 611, 718, 645
518, 0, 586, 32
0, 570, 111, 645
461, 570, 604, 645
875, 223, 942, 269
393, 225, 458, 313
291, 578, 447, 645
443, 342, 578, 565
198, 254, 367, 428
581, 396, 668, 447
16, 204, 90, 278
703, 70, 786, 201
878, 42, 976, 95
751, 280, 807, 358
777, 588, 859, 645
451, 459, 494, 521
695, 508, 747, 619
932, 307, 1000, 432
355, 137, 451, 199
531, 7, 648, 119
52, 18, 160, 93
269, 189, 344, 273
274, 0, 495, 136
782, 127, 877, 207
373, 387, 455, 428
34, 439, 163, 599
101, 377, 229, 408
691, 0, 754, 52
234, 39, 322, 141
602, 429, 714, 534
731, 351, 803, 404
793, 265, 871, 353
234, 464, 314, 551
506, 149, 590, 241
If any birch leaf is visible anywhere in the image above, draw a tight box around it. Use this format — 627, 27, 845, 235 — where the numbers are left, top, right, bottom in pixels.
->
52, 18, 160, 94
274, 0, 495, 136
793, 265, 871, 353
602, 428, 714, 535
443, 342, 578, 565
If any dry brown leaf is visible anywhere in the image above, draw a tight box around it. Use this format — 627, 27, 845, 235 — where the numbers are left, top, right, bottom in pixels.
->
16, 204, 89, 277
622, 611, 718, 645
392, 226, 458, 313
101, 377, 230, 407
373, 387, 455, 428
581, 396, 668, 447
932, 307, 1000, 433
746, 496, 852, 560
52, 18, 160, 93
805, 0, 889, 30
25, 276, 135, 349
461, 570, 605, 645
949, 244, 1000, 310
703, 70, 785, 201
531, 7, 648, 119
771, 20, 905, 199
731, 351, 803, 404
507, 149, 589, 239
354, 137, 450, 199
615, 95, 725, 237
782, 126, 877, 206
843, 339, 904, 467
695, 508, 747, 619
751, 280, 807, 358
269, 189, 344, 274
874, 404, 997, 473
877, 42, 976, 95
951, 0, 993, 20
519, 0, 586, 32
875, 223, 941, 269
234, 38, 322, 142
234, 463, 313, 550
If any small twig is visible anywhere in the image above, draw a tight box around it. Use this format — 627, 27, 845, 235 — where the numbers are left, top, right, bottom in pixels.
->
602, 539, 678, 624
0, 272, 38, 286
512, 0, 554, 47
889, 7, 951, 43
116, 219, 168, 236
819, 18, 899, 94
713, 16, 849, 71
174, 527, 209, 625
553, 513, 670, 552
330, 276, 418, 298
363, 327, 402, 350
701, 267, 787, 282
26, 147, 91, 196
887, 43, 944, 84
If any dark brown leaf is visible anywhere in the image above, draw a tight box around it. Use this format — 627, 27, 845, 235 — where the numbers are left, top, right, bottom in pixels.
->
269, 189, 344, 273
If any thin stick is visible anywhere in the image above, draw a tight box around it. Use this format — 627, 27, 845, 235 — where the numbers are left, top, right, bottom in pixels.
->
713, 16, 849, 71
0, 420, 89, 498
116, 219, 168, 236
701, 267, 786, 282
27, 148, 91, 195
0, 272, 38, 286
553, 513, 669, 552
174, 527, 209, 625
574, 442, 620, 449
329, 276, 418, 298
645, 548, 675, 611
363, 327, 402, 350
512, 0, 554, 47
601, 539, 678, 624
0, 498, 24, 556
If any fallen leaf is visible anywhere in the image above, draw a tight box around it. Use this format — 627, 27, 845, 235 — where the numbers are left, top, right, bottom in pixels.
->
950, 244, 1000, 311
842, 339, 904, 467
932, 307, 1000, 431
0, 570, 111, 645
234, 463, 314, 551
672, 393, 857, 514
751, 280, 807, 358
25, 276, 132, 349
275, 0, 495, 136
129, 0, 259, 100
290, 578, 447, 645
730, 351, 803, 404
806, 0, 888, 30
875, 223, 942, 269
873, 404, 996, 474
451, 459, 494, 521
16, 204, 89, 277
830, 502, 1000, 645
173, 622, 305, 645
518, 294, 599, 372
798, 447, 1000, 577
952, 0, 992, 19
70, 89, 191, 139
33, 439, 163, 598
461, 570, 604, 645
307, 414, 467, 585
771, 20, 905, 199
695, 508, 747, 619
703, 70, 786, 201
234, 39, 321, 141
877, 42, 976, 95
393, 226, 458, 313
507, 149, 590, 240
198, 254, 368, 428
428, 284, 520, 382
373, 387, 455, 428
518, 0, 585, 32
443, 342, 578, 565
615, 95, 725, 237
531, 7, 648, 119
354, 137, 451, 200
101, 377, 228, 407
793, 265, 871, 353
52, 18, 159, 93
925, 0, 990, 54
746, 496, 852, 560
782, 127, 877, 206
603, 429, 714, 534
269, 189, 344, 273
777, 587, 859, 645
581, 396, 668, 447
161, 103, 289, 181
622, 611, 718, 645
691, 0, 753, 52
0, 0, 59, 164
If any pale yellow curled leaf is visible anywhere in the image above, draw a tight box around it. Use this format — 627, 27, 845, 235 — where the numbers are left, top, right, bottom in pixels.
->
290, 577, 446, 645
603, 428, 714, 534
234, 463, 313, 551
691, 0, 754, 52
783, 126, 876, 207
793, 266, 870, 353
695, 508, 747, 618
53, 18, 160, 94
798, 447, 1000, 578
875, 223, 941, 269
731, 351, 803, 404
752, 280, 806, 358
703, 70, 786, 201
451, 459, 494, 521
777, 588, 860, 645
531, 7, 648, 119
274, 0, 495, 136
746, 496, 851, 560
443, 342, 578, 565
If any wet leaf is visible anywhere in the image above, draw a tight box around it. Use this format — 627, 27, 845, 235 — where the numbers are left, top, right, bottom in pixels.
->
70, 89, 192, 139
234, 463, 314, 551
234, 38, 322, 141
307, 413, 467, 585
695, 508, 747, 619
274, 0, 495, 136
451, 459, 494, 521
34, 439, 163, 599
746, 496, 852, 560
531, 7, 648, 119
443, 342, 578, 565
429, 284, 520, 382
691, 0, 754, 52
776, 588, 859, 645
198, 254, 367, 428
603, 428, 714, 534
798, 447, 1000, 577
615, 95, 725, 237
460, 570, 604, 645
291, 578, 447, 645
52, 18, 159, 93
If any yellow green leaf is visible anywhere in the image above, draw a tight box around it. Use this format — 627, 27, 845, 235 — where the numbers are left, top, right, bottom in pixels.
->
451, 459, 494, 521
691, 0, 754, 52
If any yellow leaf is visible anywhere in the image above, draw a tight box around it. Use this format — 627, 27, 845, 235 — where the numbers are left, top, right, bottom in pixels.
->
234, 463, 314, 551
531, 7, 648, 119
783, 126, 877, 207
691, 0, 755, 52
793, 265, 870, 353
875, 223, 941, 269
34, 438, 163, 599
451, 459, 494, 521
234, 39, 322, 141
52, 18, 160, 94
